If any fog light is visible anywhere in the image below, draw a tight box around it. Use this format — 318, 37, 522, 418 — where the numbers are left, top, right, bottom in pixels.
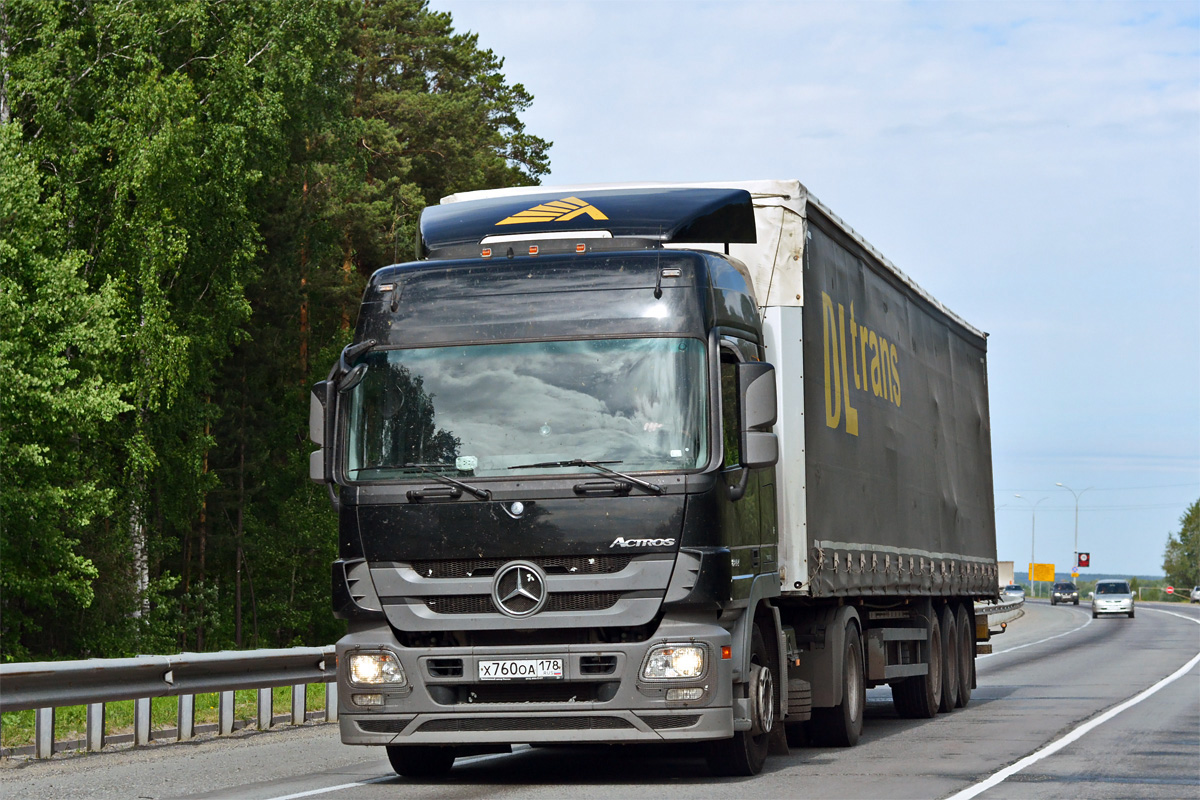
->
643, 645, 705, 679
352, 693, 384, 706
349, 652, 407, 686
666, 687, 704, 701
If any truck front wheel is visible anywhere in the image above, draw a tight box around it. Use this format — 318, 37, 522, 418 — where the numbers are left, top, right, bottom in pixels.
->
386, 745, 456, 778
807, 620, 864, 746
707, 626, 775, 776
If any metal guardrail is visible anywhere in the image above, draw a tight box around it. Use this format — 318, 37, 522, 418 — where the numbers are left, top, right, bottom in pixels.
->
0, 646, 336, 759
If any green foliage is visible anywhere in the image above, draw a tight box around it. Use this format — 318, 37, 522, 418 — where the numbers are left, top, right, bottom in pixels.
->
2, 0, 549, 660
0, 123, 127, 659
1162, 499, 1200, 590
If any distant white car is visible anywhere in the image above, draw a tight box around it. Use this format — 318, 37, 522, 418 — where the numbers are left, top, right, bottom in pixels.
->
1092, 579, 1135, 618
1001, 584, 1025, 600
1190, 586, 1200, 604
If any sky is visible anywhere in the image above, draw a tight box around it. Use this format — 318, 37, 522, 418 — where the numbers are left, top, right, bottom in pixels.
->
433, 0, 1200, 577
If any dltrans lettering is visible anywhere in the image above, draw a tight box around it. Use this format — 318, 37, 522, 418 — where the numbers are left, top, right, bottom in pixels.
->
821, 290, 902, 437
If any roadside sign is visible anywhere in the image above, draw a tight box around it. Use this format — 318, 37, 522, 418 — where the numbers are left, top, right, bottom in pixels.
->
1077, 552, 1090, 568
1166, 586, 1174, 594
1031, 562, 1055, 582
1071, 571, 1078, 578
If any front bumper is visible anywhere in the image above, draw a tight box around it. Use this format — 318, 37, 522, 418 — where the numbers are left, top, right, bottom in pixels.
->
337, 617, 734, 746
1093, 601, 1133, 614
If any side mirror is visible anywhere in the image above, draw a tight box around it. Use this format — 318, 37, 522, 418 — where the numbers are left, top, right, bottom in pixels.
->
309, 381, 330, 484
736, 361, 778, 470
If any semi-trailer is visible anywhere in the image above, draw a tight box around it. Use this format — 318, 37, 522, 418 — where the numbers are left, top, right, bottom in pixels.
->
310, 179, 999, 777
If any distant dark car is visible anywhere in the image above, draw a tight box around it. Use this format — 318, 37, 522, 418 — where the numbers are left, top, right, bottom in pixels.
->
1092, 579, 1135, 618
1051, 582, 1079, 606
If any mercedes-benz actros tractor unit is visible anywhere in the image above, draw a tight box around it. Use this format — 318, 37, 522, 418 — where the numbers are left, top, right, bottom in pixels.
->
310, 179, 999, 778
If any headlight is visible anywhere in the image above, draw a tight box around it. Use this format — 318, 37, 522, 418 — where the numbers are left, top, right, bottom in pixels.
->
348, 652, 408, 686
643, 645, 706, 679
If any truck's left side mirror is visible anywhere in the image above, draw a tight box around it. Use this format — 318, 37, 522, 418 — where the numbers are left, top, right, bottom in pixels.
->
309, 381, 329, 483
736, 362, 778, 470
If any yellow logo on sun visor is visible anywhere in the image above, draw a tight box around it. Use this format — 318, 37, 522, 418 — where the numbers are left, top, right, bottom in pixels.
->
495, 197, 609, 225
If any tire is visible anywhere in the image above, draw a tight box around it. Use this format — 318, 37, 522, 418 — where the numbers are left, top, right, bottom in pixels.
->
1050, 599, 1056, 606
1074, 600, 1079, 605
954, 603, 974, 708
1128, 608, 1135, 618
1092, 609, 1098, 619
938, 605, 958, 713
892, 610, 942, 719
807, 621, 865, 747
386, 745, 456, 778
707, 626, 775, 776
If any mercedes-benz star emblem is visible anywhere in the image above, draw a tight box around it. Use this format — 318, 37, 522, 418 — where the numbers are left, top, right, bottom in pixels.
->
491, 560, 548, 618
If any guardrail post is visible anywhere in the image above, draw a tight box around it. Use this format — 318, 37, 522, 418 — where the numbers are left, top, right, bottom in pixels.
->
291, 683, 306, 725
35, 707, 54, 759
86, 702, 105, 752
326, 680, 338, 722
219, 690, 235, 735
257, 687, 272, 730
177, 694, 195, 740
134, 697, 151, 746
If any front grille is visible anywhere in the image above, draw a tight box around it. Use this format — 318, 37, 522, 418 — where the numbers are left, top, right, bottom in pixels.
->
644, 715, 701, 730
411, 555, 632, 579
425, 592, 622, 615
444, 682, 609, 705
417, 716, 633, 732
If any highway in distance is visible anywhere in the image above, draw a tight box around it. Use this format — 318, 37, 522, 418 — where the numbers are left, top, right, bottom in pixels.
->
2, 601, 1197, 799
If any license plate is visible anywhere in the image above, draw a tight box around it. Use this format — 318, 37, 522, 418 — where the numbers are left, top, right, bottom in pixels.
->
478, 658, 564, 681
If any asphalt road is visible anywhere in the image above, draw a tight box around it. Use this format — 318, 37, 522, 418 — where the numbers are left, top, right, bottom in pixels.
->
2, 601, 1197, 800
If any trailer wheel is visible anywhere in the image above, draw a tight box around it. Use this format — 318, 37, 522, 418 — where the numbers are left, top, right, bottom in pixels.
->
892, 610, 942, 718
386, 745, 456, 778
807, 620, 864, 747
707, 626, 774, 776
954, 602, 974, 708
938, 605, 958, 713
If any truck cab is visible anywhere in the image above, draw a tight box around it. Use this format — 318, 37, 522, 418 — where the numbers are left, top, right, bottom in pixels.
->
310, 188, 785, 776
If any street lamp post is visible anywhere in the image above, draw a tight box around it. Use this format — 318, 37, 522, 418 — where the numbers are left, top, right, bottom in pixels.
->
1015, 494, 1048, 598
1056, 482, 1093, 573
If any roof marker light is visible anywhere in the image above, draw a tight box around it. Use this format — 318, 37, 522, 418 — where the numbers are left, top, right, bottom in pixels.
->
529, 245, 539, 256
481, 248, 492, 258
576, 243, 587, 253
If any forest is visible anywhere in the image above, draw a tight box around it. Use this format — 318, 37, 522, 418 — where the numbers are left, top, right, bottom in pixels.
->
0, 0, 550, 661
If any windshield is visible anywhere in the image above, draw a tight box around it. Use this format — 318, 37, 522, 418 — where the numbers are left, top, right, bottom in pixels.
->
342, 337, 708, 480
1054, 583, 1076, 590
1096, 582, 1130, 595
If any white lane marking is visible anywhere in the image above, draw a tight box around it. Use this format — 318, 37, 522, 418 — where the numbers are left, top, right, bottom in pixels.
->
262, 747, 527, 800
948, 610, 1200, 800
979, 607, 1092, 659
267, 776, 393, 800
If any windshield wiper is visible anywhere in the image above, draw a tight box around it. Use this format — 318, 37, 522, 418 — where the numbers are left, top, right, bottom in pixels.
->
403, 463, 492, 500
507, 459, 663, 496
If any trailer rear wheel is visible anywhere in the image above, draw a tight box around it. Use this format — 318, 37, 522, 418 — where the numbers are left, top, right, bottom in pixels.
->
892, 610, 942, 718
954, 602, 974, 708
806, 620, 864, 747
938, 605, 959, 713
386, 745, 456, 778
707, 626, 774, 776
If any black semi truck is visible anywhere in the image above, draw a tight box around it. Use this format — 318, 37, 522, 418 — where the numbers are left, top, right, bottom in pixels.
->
309, 180, 998, 777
